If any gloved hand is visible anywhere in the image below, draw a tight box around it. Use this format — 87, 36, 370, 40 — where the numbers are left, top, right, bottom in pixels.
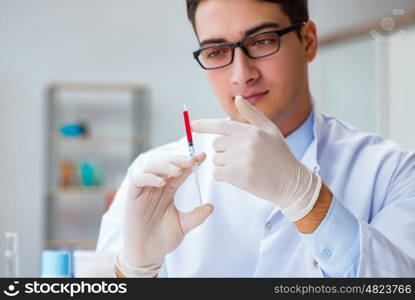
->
191, 96, 321, 222
119, 153, 214, 277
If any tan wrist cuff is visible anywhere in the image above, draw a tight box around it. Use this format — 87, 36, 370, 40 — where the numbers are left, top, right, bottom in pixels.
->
115, 251, 163, 278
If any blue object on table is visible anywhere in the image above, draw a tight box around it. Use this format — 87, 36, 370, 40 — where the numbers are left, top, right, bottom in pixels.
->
41, 250, 72, 277
80, 161, 95, 187
59, 123, 86, 137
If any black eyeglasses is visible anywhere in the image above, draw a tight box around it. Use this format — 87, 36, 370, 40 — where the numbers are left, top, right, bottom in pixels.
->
193, 22, 305, 70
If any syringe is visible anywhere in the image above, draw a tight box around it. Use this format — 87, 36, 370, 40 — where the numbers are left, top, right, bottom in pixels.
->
182, 102, 203, 206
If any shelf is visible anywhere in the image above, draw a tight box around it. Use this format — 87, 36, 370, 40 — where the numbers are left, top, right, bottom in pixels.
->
47, 239, 97, 250
50, 135, 147, 146
45, 82, 149, 251
49, 82, 147, 92
48, 187, 113, 199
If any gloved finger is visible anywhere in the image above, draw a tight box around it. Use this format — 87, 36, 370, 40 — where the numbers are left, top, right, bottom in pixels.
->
166, 153, 206, 190
212, 165, 230, 183
191, 119, 248, 136
212, 151, 234, 167
167, 155, 199, 169
130, 173, 166, 188
178, 204, 214, 235
143, 160, 184, 178
144, 154, 202, 174
191, 152, 207, 166
235, 96, 277, 131
212, 135, 241, 152
165, 168, 193, 190
149, 167, 194, 213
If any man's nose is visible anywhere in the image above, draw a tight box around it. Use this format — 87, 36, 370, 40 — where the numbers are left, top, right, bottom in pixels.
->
230, 48, 260, 87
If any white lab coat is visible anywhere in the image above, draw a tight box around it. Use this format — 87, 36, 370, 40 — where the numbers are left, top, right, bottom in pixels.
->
96, 107, 415, 277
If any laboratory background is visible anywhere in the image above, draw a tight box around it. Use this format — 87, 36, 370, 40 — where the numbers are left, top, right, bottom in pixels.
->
1, 0, 415, 277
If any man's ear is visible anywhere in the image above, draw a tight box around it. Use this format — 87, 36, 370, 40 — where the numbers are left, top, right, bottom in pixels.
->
301, 21, 318, 63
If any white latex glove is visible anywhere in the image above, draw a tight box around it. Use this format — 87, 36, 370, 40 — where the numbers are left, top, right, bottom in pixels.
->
119, 153, 214, 277
191, 96, 321, 222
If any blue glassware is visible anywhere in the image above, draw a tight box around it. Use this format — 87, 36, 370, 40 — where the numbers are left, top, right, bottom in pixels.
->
80, 161, 95, 187
41, 250, 72, 277
59, 123, 86, 138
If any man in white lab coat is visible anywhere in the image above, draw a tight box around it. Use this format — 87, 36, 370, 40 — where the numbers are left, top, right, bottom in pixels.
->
97, 0, 415, 277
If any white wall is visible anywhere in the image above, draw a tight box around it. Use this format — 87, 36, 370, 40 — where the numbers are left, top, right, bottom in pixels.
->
309, 37, 378, 133
389, 24, 415, 151
309, 0, 415, 38
309, 3, 415, 151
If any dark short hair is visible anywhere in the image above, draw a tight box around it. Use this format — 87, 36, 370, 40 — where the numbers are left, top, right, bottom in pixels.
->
186, 0, 309, 38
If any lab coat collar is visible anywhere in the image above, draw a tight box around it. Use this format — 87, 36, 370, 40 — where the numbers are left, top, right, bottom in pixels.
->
285, 107, 314, 161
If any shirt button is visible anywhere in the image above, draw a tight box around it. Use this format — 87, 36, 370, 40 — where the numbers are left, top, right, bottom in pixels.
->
313, 259, 319, 269
321, 248, 332, 260
265, 222, 272, 230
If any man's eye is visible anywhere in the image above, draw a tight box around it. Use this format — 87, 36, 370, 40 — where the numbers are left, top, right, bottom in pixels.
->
207, 49, 225, 58
254, 38, 275, 46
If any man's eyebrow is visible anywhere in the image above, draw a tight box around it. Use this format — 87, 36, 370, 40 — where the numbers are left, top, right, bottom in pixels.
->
199, 22, 280, 48
199, 38, 228, 48
245, 22, 280, 37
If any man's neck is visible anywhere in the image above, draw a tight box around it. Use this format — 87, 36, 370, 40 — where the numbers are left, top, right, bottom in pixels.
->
275, 93, 312, 138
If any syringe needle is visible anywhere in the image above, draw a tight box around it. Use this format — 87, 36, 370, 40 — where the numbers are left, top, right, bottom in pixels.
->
193, 167, 203, 206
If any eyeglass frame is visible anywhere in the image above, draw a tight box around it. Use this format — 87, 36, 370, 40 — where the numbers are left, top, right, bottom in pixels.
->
193, 22, 306, 70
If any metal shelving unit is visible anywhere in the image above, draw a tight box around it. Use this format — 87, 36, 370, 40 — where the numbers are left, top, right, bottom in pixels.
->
44, 82, 150, 250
